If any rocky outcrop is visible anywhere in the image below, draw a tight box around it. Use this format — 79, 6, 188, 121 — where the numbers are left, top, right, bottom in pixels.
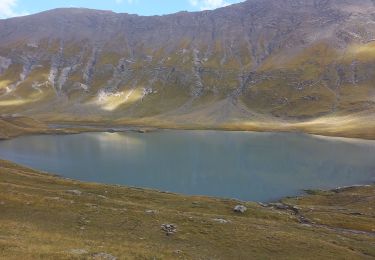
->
0, 57, 11, 76
83, 47, 100, 86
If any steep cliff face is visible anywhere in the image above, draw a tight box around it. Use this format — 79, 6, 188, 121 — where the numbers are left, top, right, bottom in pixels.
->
0, 0, 374, 126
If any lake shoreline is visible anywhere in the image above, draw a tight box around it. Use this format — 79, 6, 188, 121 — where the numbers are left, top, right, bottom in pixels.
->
1, 116, 375, 140
1, 156, 374, 203
1, 117, 374, 202
2, 129, 375, 202
46, 120, 375, 140
9, 158, 375, 203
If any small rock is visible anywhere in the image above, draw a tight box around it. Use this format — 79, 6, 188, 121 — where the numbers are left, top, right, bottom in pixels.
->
85, 203, 98, 208
98, 195, 107, 199
92, 252, 117, 260
0, 201, 5, 205
233, 205, 247, 213
258, 202, 268, 207
69, 249, 88, 255
161, 224, 177, 236
350, 212, 363, 216
66, 190, 82, 196
270, 203, 300, 213
47, 197, 61, 201
300, 224, 312, 228
145, 209, 158, 214
298, 216, 312, 224
269, 203, 289, 210
213, 218, 230, 224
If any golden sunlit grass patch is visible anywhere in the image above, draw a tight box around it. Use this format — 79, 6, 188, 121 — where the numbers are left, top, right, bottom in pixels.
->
95, 88, 144, 111
346, 42, 375, 61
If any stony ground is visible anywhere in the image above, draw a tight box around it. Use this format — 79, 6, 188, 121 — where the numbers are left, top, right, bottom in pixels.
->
0, 159, 374, 259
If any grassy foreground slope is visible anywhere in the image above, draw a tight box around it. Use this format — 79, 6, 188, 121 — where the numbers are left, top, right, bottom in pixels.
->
0, 160, 374, 259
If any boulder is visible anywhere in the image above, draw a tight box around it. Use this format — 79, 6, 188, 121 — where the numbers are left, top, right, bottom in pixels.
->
161, 224, 177, 236
66, 190, 82, 196
233, 205, 247, 213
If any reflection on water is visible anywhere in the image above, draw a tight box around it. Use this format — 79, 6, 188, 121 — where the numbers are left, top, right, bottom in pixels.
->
0, 131, 374, 202
90, 133, 146, 151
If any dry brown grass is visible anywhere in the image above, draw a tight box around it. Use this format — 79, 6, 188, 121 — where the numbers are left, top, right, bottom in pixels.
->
0, 160, 374, 259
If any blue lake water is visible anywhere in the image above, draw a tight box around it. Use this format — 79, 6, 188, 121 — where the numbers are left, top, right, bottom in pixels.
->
0, 131, 374, 202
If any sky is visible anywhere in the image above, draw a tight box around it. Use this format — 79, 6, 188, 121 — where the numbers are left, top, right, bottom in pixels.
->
0, 0, 245, 19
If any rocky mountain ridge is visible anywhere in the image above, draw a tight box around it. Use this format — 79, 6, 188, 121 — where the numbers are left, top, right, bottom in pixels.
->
0, 0, 374, 130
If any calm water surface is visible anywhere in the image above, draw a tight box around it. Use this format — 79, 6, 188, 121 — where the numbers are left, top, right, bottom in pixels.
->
0, 131, 374, 202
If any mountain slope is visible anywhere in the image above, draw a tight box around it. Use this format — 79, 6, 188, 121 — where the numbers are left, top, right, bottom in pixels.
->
0, 0, 374, 135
